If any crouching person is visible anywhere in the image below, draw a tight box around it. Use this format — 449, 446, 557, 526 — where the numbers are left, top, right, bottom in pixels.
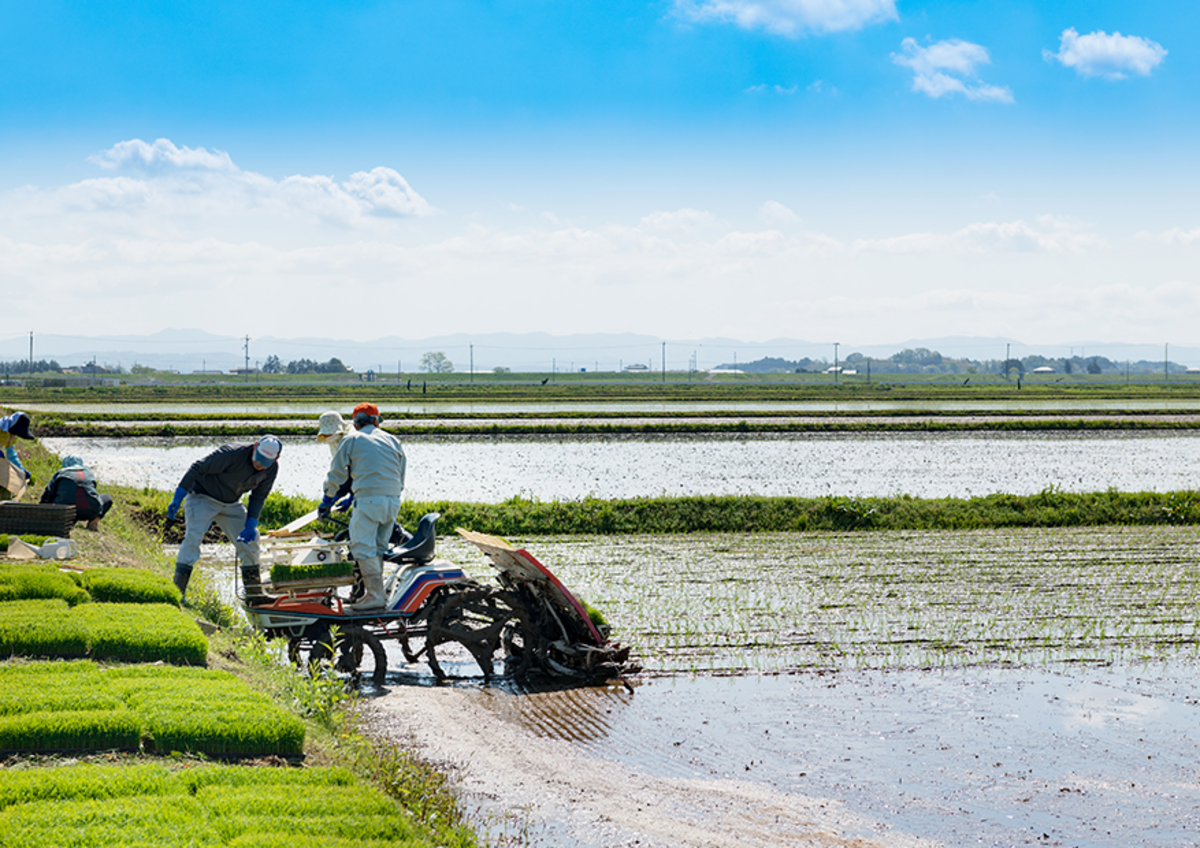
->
168, 436, 282, 604
319, 404, 405, 612
40, 455, 113, 531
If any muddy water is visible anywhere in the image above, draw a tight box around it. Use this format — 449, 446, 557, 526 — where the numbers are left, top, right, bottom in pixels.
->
42, 430, 1200, 501
361, 663, 1200, 848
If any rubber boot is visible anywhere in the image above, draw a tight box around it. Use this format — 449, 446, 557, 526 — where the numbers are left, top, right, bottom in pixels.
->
240, 565, 272, 606
348, 556, 386, 612
173, 563, 193, 604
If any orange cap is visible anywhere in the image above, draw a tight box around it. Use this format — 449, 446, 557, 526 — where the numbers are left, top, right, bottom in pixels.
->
352, 403, 380, 418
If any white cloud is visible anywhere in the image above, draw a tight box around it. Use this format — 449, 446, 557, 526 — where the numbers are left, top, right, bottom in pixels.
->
893, 38, 1014, 103
853, 219, 1103, 254
758, 200, 800, 226
674, 0, 898, 37
640, 208, 717, 231
1044, 28, 1166, 80
1141, 226, 1200, 245
59, 138, 434, 235
88, 138, 237, 173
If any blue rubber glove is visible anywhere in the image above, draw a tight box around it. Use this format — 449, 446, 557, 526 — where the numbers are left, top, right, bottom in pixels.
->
167, 486, 187, 520
318, 494, 336, 519
334, 494, 354, 513
237, 517, 258, 543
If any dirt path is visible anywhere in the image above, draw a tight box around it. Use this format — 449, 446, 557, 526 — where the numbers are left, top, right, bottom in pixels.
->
362, 680, 942, 848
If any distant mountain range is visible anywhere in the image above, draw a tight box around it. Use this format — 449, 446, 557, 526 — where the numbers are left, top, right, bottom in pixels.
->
0, 329, 1192, 374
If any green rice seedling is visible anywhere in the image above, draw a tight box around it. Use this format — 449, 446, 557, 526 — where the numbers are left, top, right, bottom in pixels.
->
0, 600, 89, 658
226, 836, 406, 848
0, 673, 121, 717
0, 563, 90, 605
0, 707, 142, 753
269, 560, 355, 583
0, 762, 175, 811
76, 567, 181, 605
73, 603, 208, 665
177, 765, 360, 790
0, 795, 219, 848
112, 670, 306, 757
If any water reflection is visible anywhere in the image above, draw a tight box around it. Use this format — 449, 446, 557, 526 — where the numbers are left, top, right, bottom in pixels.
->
44, 430, 1200, 501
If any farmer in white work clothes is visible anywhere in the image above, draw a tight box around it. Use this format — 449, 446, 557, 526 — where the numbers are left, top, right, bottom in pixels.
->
319, 403, 405, 612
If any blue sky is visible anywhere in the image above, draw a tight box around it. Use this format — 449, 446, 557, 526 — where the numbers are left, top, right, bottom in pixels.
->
0, 0, 1195, 350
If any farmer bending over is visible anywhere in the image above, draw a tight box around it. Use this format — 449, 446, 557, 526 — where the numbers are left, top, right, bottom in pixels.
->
41, 455, 113, 531
319, 403, 405, 612
168, 436, 282, 604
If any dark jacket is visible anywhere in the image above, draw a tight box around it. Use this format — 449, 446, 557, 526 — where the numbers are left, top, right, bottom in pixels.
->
177, 443, 278, 519
41, 465, 102, 515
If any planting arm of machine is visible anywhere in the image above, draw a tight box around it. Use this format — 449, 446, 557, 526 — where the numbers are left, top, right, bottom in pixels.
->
457, 529, 636, 681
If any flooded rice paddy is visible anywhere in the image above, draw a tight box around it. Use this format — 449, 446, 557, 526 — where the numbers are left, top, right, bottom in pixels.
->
73, 418, 1200, 846
21, 397, 1200, 415
192, 527, 1200, 846
42, 430, 1200, 501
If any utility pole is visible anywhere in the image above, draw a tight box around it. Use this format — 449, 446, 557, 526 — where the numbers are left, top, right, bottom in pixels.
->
28, 331, 33, 377
243, 336, 250, 383
662, 342, 666, 383
1005, 343, 1011, 381
834, 342, 840, 384
470, 344, 474, 383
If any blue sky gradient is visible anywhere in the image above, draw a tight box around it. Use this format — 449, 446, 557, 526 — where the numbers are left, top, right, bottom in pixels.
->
0, 1, 1194, 347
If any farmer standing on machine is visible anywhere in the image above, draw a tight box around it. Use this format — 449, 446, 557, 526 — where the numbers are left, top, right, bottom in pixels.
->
318, 403, 405, 612
167, 435, 282, 604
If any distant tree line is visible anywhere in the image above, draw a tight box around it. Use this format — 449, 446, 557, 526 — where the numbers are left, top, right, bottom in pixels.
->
720, 349, 1193, 376
260, 355, 350, 374
1, 359, 63, 374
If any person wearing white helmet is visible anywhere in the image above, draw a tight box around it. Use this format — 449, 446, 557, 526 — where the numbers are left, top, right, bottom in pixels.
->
167, 435, 282, 603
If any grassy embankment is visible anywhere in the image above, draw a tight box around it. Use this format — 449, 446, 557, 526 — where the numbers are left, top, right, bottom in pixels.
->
1, 439, 483, 848
126, 485, 1200, 539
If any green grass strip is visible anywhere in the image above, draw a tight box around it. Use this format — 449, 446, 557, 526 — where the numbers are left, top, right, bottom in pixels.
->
394, 489, 1200, 534
135, 487, 1200, 540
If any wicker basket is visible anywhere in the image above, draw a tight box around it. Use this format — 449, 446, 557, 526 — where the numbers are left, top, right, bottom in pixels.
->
0, 503, 76, 537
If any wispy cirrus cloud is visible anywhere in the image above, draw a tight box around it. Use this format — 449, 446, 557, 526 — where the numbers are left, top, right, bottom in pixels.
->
674, 0, 897, 37
893, 38, 1014, 103
1044, 28, 1167, 80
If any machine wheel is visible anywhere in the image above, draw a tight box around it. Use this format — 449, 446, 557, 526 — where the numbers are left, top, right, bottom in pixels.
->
286, 624, 388, 686
337, 625, 388, 686
424, 588, 529, 682
287, 623, 333, 672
